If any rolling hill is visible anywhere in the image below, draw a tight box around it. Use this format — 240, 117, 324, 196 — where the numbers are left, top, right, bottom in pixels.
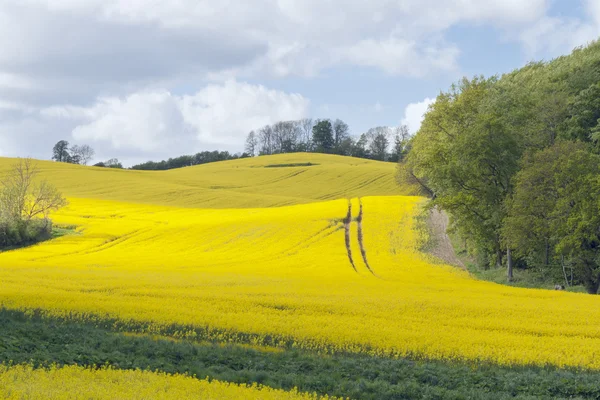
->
1, 153, 600, 398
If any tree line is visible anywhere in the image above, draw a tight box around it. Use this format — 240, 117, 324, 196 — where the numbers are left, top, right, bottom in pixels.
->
50, 119, 411, 172
245, 119, 411, 162
129, 151, 244, 171
399, 40, 600, 294
52, 140, 125, 169
129, 119, 410, 172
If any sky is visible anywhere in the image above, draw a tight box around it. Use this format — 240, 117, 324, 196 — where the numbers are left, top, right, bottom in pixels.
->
0, 0, 599, 166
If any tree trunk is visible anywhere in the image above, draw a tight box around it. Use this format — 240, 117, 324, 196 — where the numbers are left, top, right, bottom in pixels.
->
544, 239, 550, 267
582, 261, 600, 294
561, 256, 569, 287
496, 249, 503, 268
507, 247, 513, 282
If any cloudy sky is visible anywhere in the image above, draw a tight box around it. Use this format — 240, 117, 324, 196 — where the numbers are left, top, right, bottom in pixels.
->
1, 0, 599, 165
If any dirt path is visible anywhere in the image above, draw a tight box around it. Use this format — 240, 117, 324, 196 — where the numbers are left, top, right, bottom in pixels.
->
427, 208, 466, 269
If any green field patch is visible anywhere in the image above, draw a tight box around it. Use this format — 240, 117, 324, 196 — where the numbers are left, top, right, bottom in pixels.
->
1, 308, 599, 400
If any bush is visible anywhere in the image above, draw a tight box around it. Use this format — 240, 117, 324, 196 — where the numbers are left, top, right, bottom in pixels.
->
0, 219, 52, 249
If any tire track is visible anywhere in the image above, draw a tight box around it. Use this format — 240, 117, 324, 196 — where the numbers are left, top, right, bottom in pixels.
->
357, 199, 377, 277
343, 200, 358, 273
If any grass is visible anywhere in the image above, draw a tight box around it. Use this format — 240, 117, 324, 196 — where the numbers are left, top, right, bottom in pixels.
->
1, 308, 600, 400
446, 230, 587, 292
0, 225, 77, 252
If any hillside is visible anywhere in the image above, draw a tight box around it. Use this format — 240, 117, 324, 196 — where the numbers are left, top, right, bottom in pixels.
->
1, 153, 600, 398
0, 153, 410, 208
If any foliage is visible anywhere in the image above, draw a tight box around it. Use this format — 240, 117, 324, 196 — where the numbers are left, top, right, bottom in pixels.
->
332, 119, 350, 148
94, 158, 124, 169
365, 127, 390, 161
403, 40, 600, 287
69, 144, 95, 166
0, 159, 67, 248
409, 77, 522, 266
130, 151, 246, 171
312, 120, 335, 153
52, 140, 70, 163
52, 141, 95, 165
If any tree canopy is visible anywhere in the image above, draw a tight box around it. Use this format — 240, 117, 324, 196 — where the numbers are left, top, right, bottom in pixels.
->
402, 40, 600, 293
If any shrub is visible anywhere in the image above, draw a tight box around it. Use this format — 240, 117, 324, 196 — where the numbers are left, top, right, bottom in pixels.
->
0, 219, 52, 249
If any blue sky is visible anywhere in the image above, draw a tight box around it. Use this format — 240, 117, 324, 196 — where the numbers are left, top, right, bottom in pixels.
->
0, 0, 598, 165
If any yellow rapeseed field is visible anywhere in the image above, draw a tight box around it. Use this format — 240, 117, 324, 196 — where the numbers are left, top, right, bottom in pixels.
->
0, 364, 334, 400
0, 154, 599, 370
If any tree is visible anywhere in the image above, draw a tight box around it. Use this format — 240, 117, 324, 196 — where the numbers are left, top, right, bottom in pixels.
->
505, 141, 600, 293
299, 118, 314, 151
396, 158, 434, 198
503, 144, 568, 272
408, 77, 522, 268
366, 127, 390, 161
0, 159, 67, 245
312, 120, 334, 153
52, 140, 71, 162
258, 125, 275, 155
333, 119, 350, 151
105, 158, 123, 169
70, 144, 95, 165
390, 125, 411, 162
351, 134, 370, 158
272, 121, 299, 153
551, 145, 600, 293
561, 83, 600, 150
245, 131, 258, 156
336, 137, 355, 156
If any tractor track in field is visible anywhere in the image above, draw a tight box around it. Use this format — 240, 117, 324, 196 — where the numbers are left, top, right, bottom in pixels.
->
356, 200, 377, 277
343, 201, 357, 273
343, 199, 378, 277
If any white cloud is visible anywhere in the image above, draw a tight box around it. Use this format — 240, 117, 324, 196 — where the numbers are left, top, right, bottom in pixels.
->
401, 97, 436, 134
46, 81, 310, 156
339, 38, 460, 77
71, 91, 190, 152
4, 0, 596, 163
180, 81, 309, 145
519, 0, 600, 58
0, 0, 552, 95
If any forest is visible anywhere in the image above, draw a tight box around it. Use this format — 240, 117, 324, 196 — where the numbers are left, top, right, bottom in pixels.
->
400, 40, 600, 294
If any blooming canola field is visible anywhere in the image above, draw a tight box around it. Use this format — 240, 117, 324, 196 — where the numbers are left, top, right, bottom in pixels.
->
1, 153, 600, 374
0, 364, 332, 400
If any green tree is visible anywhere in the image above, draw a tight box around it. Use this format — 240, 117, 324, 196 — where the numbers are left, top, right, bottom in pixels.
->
503, 143, 575, 275
351, 134, 369, 158
333, 119, 350, 152
52, 140, 71, 162
561, 83, 600, 149
505, 141, 600, 293
0, 159, 68, 247
409, 77, 522, 268
390, 125, 410, 162
312, 120, 334, 153
369, 132, 389, 161
552, 148, 600, 293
